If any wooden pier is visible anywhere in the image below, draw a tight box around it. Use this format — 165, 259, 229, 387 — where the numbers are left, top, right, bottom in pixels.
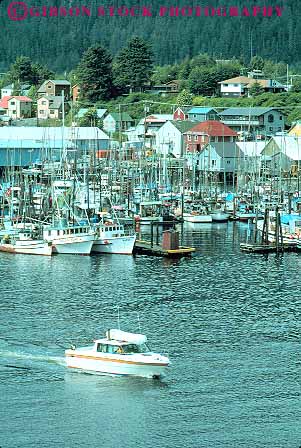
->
134, 240, 196, 257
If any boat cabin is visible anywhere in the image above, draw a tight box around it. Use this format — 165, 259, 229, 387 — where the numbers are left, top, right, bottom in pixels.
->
95, 339, 149, 354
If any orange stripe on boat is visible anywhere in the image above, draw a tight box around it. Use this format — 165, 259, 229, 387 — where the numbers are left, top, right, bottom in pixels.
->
66, 354, 168, 366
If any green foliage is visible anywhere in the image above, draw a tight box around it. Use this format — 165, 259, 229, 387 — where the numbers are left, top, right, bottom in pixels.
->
113, 37, 154, 93
176, 89, 193, 106
248, 82, 265, 97
8, 56, 53, 86
78, 108, 101, 127
76, 44, 114, 102
250, 56, 265, 71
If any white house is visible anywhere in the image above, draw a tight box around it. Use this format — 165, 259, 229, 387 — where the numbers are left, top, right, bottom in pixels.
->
2, 96, 33, 119
219, 76, 286, 97
155, 120, 196, 158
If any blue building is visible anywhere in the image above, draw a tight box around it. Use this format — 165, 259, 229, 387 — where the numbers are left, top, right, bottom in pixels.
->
0, 126, 109, 167
187, 107, 219, 122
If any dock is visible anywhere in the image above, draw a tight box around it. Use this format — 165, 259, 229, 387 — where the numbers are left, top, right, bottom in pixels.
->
134, 240, 196, 257
240, 242, 297, 253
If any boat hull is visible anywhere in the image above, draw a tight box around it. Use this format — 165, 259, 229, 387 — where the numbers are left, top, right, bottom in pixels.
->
183, 213, 212, 223
92, 235, 136, 254
0, 241, 52, 256
52, 236, 94, 255
211, 212, 229, 222
65, 353, 168, 378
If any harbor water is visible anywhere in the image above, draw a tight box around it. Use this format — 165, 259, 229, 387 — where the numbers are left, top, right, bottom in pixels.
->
0, 222, 300, 448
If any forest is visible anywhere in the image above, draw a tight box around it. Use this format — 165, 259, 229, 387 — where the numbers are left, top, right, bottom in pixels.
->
0, 0, 297, 73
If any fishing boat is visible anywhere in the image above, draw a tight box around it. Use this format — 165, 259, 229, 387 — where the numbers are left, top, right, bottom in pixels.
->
65, 329, 170, 378
43, 220, 95, 255
0, 231, 52, 256
92, 221, 136, 255
183, 203, 212, 223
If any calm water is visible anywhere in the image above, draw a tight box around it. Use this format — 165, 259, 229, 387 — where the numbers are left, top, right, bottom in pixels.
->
0, 222, 300, 448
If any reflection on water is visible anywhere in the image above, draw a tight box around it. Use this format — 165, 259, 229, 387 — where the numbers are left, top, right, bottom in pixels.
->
0, 222, 301, 448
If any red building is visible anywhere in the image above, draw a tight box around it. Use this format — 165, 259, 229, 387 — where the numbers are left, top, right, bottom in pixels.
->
184, 120, 237, 153
173, 107, 189, 121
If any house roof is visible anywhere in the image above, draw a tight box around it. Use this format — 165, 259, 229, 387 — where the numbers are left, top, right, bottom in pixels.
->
0, 96, 12, 108
219, 76, 285, 89
145, 114, 173, 123
187, 107, 217, 114
173, 106, 190, 114
0, 126, 109, 142
8, 96, 32, 103
0, 95, 32, 108
107, 112, 133, 121
219, 107, 276, 117
38, 79, 71, 92
169, 120, 196, 133
205, 142, 244, 158
186, 120, 237, 136
38, 95, 63, 109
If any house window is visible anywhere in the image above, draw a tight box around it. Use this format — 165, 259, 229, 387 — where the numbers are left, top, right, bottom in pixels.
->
193, 114, 197, 118
212, 160, 216, 166
10, 101, 15, 105
279, 116, 283, 120
50, 110, 55, 114
194, 135, 198, 141
227, 160, 230, 164
223, 83, 228, 87
47, 85, 51, 89
268, 114, 274, 123
41, 101, 46, 105
188, 135, 192, 141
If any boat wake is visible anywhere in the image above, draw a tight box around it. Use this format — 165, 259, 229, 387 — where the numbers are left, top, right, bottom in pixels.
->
0, 349, 66, 367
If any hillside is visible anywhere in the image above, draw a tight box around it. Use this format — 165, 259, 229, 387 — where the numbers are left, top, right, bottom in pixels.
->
0, 0, 296, 72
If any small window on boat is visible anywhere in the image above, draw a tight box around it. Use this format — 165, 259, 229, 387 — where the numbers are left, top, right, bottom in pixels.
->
97, 343, 108, 353
123, 344, 139, 354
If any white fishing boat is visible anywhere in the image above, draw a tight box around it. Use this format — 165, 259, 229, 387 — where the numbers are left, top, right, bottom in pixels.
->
0, 232, 52, 256
92, 222, 136, 255
65, 329, 170, 378
43, 221, 95, 255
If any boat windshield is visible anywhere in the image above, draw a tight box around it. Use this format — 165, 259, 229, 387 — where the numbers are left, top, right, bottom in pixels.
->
96, 342, 150, 354
122, 343, 150, 354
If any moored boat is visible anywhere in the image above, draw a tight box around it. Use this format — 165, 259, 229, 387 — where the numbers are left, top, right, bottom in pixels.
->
65, 329, 170, 378
92, 222, 136, 255
0, 232, 52, 256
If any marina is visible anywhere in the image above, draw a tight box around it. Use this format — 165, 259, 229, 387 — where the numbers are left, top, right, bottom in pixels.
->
0, 222, 300, 447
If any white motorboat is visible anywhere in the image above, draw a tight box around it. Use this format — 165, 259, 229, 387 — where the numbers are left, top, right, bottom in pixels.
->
65, 329, 170, 378
0, 232, 52, 256
92, 222, 136, 255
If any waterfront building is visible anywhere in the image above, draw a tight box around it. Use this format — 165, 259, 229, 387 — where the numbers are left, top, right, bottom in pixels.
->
187, 107, 219, 122
218, 107, 284, 137
184, 120, 237, 153
0, 126, 109, 168
155, 120, 196, 158
260, 135, 301, 176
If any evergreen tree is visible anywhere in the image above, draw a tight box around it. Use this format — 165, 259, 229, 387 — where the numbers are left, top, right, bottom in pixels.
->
9, 56, 35, 84
113, 37, 154, 93
249, 82, 265, 97
177, 89, 193, 106
76, 44, 113, 102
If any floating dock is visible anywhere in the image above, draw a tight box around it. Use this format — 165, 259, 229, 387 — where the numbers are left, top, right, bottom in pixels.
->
134, 240, 196, 257
240, 242, 297, 253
